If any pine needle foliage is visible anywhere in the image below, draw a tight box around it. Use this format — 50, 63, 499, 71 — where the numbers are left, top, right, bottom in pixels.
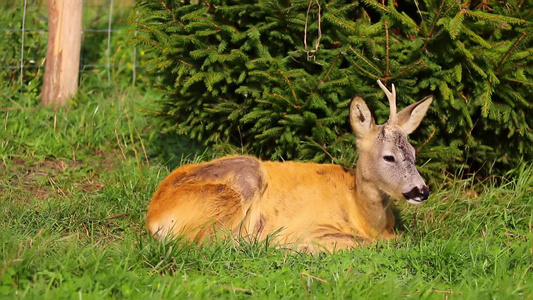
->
130, 0, 532, 180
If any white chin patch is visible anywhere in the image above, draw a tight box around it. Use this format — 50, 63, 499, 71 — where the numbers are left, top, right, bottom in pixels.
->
407, 198, 424, 205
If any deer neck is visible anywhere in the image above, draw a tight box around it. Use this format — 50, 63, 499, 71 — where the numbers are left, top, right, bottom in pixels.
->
354, 162, 392, 238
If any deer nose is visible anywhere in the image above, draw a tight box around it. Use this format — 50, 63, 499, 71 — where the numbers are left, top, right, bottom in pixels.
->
403, 186, 430, 202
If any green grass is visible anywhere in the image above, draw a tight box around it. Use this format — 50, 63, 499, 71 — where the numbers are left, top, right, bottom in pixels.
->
1, 84, 532, 299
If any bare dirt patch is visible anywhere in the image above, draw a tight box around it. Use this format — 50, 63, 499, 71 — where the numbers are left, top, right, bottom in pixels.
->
1, 149, 121, 201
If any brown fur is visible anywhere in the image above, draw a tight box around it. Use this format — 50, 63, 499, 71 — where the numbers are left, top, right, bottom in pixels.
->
147, 84, 433, 253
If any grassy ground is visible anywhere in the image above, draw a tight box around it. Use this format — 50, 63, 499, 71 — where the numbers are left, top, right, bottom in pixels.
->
1, 85, 532, 299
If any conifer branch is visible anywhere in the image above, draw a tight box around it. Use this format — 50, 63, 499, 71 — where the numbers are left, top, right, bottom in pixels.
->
479, 81, 493, 117
264, 92, 299, 109
498, 63, 525, 77
320, 78, 349, 87
363, 1, 388, 14
159, 0, 181, 25
305, 136, 337, 163
464, 10, 525, 28
471, 41, 507, 56
249, 71, 277, 82
175, 58, 193, 68
280, 71, 299, 106
328, 2, 358, 15
496, 31, 527, 73
121, 19, 167, 41
391, 59, 426, 79
417, 127, 436, 153
348, 46, 383, 77
424, 0, 455, 49
131, 36, 165, 51
349, 61, 381, 80
503, 77, 533, 86
320, 54, 340, 83
193, 17, 222, 31
121, 19, 155, 32
324, 14, 357, 31
154, 88, 177, 95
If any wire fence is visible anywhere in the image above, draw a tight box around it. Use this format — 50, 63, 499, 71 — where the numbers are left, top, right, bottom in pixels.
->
0, 0, 141, 92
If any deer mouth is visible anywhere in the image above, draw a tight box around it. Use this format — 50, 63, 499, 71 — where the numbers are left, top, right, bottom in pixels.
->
406, 197, 425, 205
403, 186, 430, 205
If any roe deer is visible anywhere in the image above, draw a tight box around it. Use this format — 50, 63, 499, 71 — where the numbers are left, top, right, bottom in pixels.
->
147, 80, 433, 253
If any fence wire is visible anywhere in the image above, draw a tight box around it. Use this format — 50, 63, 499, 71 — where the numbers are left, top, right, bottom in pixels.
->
0, 0, 139, 90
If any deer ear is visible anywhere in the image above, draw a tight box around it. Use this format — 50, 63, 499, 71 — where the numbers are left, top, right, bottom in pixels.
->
350, 96, 375, 138
396, 95, 433, 135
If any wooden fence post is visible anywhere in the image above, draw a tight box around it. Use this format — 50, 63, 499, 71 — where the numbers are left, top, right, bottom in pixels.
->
41, 0, 83, 108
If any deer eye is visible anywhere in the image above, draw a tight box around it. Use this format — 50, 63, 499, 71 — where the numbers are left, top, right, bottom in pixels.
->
383, 155, 395, 163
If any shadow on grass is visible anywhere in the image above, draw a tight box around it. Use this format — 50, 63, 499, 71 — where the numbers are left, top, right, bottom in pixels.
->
143, 122, 207, 171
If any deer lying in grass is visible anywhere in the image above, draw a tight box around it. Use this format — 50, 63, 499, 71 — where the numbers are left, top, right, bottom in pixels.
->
147, 80, 433, 253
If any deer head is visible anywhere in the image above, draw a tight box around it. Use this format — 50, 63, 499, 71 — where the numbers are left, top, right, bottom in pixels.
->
350, 80, 433, 204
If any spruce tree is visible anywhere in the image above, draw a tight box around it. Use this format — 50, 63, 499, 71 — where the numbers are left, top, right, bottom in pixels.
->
130, 0, 532, 181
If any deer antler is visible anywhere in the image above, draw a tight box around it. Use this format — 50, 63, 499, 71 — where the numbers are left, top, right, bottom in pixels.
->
377, 80, 397, 124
